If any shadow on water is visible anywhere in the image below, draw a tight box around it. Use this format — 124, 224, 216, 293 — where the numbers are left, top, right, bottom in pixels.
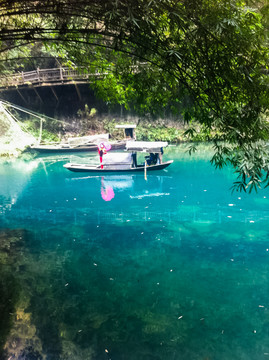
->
27, 298, 62, 360
0, 273, 18, 360
0, 229, 63, 360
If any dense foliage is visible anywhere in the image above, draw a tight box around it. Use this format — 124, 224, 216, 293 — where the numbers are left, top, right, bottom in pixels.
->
0, 0, 268, 191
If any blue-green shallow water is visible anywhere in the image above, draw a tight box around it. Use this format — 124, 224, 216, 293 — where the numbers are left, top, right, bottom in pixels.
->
1, 144, 269, 360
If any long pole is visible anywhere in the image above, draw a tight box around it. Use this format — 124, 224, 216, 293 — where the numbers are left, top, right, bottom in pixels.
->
144, 160, 147, 181
38, 118, 44, 145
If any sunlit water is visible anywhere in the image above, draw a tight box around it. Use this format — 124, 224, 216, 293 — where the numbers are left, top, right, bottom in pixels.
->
1, 144, 269, 360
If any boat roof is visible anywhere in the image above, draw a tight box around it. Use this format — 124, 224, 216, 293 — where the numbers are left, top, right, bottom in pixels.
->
115, 124, 136, 129
125, 141, 168, 152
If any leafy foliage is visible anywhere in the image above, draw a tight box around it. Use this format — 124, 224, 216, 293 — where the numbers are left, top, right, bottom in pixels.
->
21, 120, 61, 143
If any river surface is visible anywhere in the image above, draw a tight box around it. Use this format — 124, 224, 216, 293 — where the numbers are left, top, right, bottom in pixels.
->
1, 144, 269, 360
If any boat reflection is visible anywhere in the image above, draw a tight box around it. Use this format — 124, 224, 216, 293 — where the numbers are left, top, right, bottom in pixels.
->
99, 174, 171, 201
100, 175, 135, 201
67, 172, 169, 202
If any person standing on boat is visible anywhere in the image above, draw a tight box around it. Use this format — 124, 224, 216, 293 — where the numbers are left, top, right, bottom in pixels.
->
98, 143, 107, 169
132, 152, 137, 168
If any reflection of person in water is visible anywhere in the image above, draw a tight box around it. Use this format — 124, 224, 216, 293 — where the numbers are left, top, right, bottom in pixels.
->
101, 177, 115, 201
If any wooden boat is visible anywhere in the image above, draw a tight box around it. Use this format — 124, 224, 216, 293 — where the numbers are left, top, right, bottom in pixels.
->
30, 141, 125, 153
30, 134, 126, 153
30, 124, 137, 153
63, 141, 173, 173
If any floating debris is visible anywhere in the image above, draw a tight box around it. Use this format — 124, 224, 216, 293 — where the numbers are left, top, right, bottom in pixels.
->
178, 315, 183, 320
65, 283, 69, 287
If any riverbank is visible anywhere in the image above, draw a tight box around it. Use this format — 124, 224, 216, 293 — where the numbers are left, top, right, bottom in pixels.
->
0, 106, 217, 157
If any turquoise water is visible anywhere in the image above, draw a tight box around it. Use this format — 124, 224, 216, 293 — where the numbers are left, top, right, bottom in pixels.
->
1, 144, 269, 360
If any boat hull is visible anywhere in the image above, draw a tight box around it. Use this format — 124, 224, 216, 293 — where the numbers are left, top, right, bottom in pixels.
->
64, 161, 173, 173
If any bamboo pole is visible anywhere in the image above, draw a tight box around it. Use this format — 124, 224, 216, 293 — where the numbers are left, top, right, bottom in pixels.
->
38, 118, 44, 145
144, 160, 147, 181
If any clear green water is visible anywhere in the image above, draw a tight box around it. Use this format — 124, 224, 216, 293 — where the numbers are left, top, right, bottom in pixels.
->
1, 144, 269, 360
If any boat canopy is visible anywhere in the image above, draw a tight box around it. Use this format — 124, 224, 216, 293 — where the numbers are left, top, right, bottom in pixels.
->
125, 141, 168, 153
102, 152, 133, 165
115, 124, 136, 129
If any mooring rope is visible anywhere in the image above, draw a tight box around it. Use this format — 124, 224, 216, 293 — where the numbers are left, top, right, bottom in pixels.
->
0, 99, 66, 124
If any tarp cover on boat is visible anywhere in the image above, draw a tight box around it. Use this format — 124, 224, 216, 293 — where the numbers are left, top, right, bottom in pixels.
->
68, 133, 109, 146
125, 141, 168, 152
102, 152, 133, 165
